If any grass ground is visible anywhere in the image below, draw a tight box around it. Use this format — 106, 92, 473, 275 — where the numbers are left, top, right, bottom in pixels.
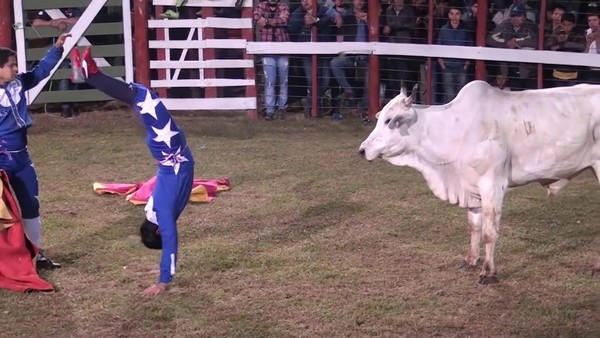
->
1, 110, 598, 338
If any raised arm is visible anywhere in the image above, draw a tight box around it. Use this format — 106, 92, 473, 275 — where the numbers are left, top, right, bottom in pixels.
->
20, 33, 70, 90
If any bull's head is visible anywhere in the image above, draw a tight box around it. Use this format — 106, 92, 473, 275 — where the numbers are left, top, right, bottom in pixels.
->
359, 82, 419, 161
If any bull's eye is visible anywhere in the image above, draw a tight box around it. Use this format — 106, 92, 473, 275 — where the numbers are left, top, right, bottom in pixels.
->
384, 118, 391, 125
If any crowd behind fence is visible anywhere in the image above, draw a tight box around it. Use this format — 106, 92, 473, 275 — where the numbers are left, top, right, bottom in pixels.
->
249, 0, 599, 122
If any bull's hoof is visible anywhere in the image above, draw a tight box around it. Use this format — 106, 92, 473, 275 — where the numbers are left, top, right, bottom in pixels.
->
478, 275, 499, 285
459, 260, 478, 271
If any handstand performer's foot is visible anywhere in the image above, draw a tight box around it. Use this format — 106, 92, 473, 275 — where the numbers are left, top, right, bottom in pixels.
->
70, 48, 83, 82
82, 47, 99, 76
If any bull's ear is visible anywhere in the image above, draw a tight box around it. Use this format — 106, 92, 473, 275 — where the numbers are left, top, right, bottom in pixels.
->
406, 83, 418, 106
389, 112, 417, 130
375, 111, 380, 119
400, 80, 407, 97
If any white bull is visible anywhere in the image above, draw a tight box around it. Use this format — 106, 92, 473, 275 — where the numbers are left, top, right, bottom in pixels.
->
359, 80, 600, 284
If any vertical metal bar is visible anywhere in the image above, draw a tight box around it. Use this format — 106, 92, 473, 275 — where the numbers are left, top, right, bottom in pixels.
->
310, 0, 318, 117
426, 0, 434, 105
0, 0, 13, 48
475, 0, 488, 81
134, 0, 150, 86
241, 6, 258, 120
368, 0, 380, 120
537, 0, 548, 89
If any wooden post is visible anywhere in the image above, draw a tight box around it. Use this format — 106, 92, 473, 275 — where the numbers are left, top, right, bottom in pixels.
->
134, 0, 150, 86
309, 0, 319, 117
202, 7, 217, 99
241, 6, 258, 120
154, 5, 168, 97
425, 0, 434, 105
475, 0, 488, 81
0, 0, 13, 48
537, 0, 548, 89
367, 0, 380, 120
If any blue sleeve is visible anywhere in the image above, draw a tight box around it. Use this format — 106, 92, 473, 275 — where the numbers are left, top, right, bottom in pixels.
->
437, 28, 446, 45
20, 46, 63, 90
287, 9, 304, 33
157, 214, 178, 284
325, 7, 337, 21
316, 7, 334, 29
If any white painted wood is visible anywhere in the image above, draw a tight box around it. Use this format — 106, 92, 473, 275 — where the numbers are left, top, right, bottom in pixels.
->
173, 28, 198, 80
246, 42, 373, 56
246, 42, 600, 69
150, 59, 254, 69
151, 78, 255, 88
153, 0, 253, 8
197, 27, 204, 80
161, 97, 257, 110
205, 17, 253, 29
149, 40, 207, 49
43, 8, 121, 80
148, 18, 252, 29
12, 0, 27, 74
205, 39, 247, 49
23, 0, 109, 104
148, 19, 202, 29
121, 0, 134, 83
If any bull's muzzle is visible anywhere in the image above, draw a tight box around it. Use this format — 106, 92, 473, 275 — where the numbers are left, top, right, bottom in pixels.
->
358, 148, 366, 157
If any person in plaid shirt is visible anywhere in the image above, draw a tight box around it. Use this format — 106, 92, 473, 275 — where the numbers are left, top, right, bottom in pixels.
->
254, 0, 290, 120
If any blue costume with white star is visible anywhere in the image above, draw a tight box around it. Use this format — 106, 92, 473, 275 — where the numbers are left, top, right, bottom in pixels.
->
130, 83, 195, 284
0, 46, 63, 247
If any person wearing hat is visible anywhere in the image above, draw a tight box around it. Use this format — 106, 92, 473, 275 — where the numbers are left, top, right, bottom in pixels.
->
486, 4, 538, 90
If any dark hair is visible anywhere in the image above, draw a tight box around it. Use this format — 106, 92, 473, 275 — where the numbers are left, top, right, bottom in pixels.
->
587, 9, 600, 18
448, 6, 462, 14
561, 12, 576, 24
551, 4, 567, 13
0, 47, 17, 68
140, 219, 162, 250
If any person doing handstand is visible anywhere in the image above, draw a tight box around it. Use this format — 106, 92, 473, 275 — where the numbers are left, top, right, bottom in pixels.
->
73, 47, 194, 297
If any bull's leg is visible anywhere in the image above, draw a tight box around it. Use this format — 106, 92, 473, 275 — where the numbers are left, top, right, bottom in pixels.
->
545, 179, 570, 198
592, 163, 600, 184
460, 207, 482, 270
478, 178, 507, 285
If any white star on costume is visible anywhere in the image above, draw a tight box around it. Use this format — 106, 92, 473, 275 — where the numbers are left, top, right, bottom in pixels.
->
159, 147, 189, 175
152, 119, 179, 149
136, 88, 160, 120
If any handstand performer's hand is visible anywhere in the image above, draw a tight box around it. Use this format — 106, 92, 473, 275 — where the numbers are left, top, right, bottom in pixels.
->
141, 283, 168, 297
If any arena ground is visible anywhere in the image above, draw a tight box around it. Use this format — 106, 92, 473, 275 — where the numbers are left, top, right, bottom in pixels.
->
1, 109, 598, 337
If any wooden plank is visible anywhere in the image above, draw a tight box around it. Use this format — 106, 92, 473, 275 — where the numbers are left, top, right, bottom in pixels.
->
25, 0, 110, 103
205, 17, 253, 29
148, 40, 206, 49
153, 0, 253, 8
25, 23, 123, 39
27, 44, 124, 60
148, 19, 202, 29
160, 97, 257, 111
150, 59, 254, 69
35, 89, 114, 104
148, 18, 252, 29
151, 78, 254, 88
205, 39, 247, 49
23, 0, 121, 10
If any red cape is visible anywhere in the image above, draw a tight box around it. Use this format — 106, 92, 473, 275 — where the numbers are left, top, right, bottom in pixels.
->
93, 176, 231, 205
0, 170, 54, 293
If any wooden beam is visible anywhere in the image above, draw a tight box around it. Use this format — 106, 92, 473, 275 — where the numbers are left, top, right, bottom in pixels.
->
26, 0, 109, 104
